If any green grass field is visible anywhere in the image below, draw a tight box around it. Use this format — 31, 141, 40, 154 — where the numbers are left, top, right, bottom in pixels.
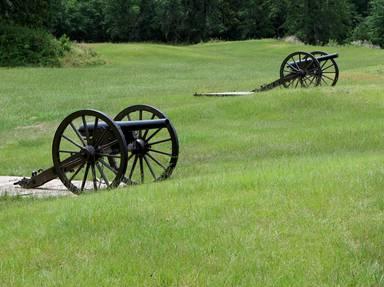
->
0, 39, 384, 286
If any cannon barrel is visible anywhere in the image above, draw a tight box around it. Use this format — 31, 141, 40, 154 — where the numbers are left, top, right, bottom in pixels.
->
79, 119, 169, 135
287, 53, 338, 67
116, 119, 169, 131
315, 53, 338, 62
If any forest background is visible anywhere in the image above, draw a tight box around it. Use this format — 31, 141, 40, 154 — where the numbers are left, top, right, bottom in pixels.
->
0, 0, 383, 66
1, 0, 383, 45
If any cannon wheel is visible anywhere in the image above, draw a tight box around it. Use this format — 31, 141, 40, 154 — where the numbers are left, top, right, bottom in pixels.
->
280, 51, 321, 88
114, 105, 179, 185
310, 51, 339, 86
52, 110, 128, 194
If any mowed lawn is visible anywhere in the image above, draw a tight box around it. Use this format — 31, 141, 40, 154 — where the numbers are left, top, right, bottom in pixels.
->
0, 40, 384, 286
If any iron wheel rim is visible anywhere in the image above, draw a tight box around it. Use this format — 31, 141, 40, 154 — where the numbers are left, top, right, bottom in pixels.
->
114, 105, 179, 185
280, 51, 321, 89
310, 51, 339, 86
52, 109, 128, 194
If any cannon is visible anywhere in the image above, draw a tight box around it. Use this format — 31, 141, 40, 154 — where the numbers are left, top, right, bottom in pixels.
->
194, 51, 339, 97
15, 105, 179, 194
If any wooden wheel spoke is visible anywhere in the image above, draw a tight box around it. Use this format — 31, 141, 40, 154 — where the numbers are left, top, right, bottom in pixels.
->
321, 59, 329, 69
321, 77, 328, 85
94, 128, 108, 147
127, 153, 135, 161
81, 163, 90, 191
98, 158, 119, 175
69, 161, 86, 182
94, 117, 99, 129
59, 155, 83, 169
122, 176, 135, 185
59, 150, 81, 155
96, 162, 110, 187
91, 163, 98, 190
149, 138, 172, 146
139, 110, 143, 138
70, 122, 86, 146
308, 76, 316, 86
62, 134, 84, 150
146, 128, 162, 142
288, 64, 299, 73
142, 114, 156, 139
289, 77, 298, 87
298, 77, 304, 87
99, 139, 118, 151
147, 152, 166, 170
148, 148, 172, 157
301, 78, 307, 87
144, 155, 157, 180
129, 155, 139, 179
291, 57, 300, 71
93, 117, 99, 143
322, 64, 334, 71
305, 75, 313, 83
322, 74, 334, 81
81, 115, 90, 144
307, 77, 314, 87
139, 157, 144, 183
295, 78, 301, 87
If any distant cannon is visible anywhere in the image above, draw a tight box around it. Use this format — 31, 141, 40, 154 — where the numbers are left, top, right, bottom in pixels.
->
15, 105, 179, 194
194, 51, 339, 96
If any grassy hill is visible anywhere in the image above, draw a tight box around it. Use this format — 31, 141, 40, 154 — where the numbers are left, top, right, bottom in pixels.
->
0, 40, 383, 286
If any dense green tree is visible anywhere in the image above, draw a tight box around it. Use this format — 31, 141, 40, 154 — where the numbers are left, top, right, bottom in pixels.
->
136, 0, 157, 41
351, 0, 370, 16
48, 0, 107, 41
104, 0, 141, 41
266, 0, 288, 38
0, 0, 50, 28
239, 0, 274, 39
153, 0, 184, 42
367, 0, 384, 47
1, 0, 383, 47
216, 0, 242, 40
181, 0, 210, 42
285, 0, 353, 44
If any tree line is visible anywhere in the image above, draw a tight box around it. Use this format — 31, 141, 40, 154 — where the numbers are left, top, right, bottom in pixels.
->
1, 0, 384, 47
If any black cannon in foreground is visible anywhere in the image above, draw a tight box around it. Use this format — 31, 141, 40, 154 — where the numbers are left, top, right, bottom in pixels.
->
194, 51, 339, 97
15, 105, 179, 194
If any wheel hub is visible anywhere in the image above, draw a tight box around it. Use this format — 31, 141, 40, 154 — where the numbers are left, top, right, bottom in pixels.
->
132, 138, 149, 156
298, 69, 306, 76
82, 145, 97, 162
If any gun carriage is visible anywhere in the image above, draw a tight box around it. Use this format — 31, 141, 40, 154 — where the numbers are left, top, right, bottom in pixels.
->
15, 105, 179, 194
194, 51, 339, 96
